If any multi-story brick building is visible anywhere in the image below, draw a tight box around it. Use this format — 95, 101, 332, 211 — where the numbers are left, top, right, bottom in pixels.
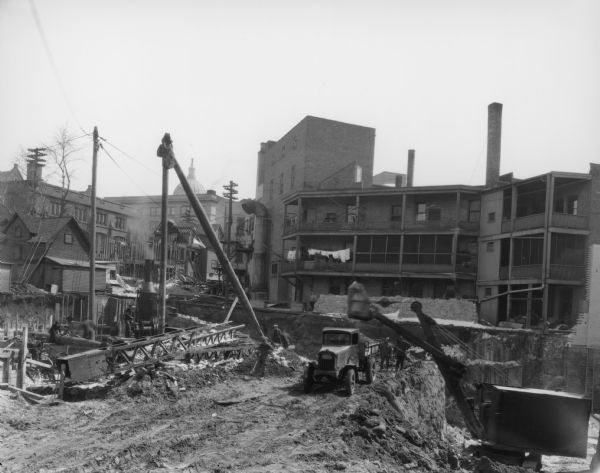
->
247, 107, 600, 329
245, 116, 376, 301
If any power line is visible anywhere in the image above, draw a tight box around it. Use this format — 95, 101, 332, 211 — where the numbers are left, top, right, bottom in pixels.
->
99, 143, 161, 206
28, 0, 87, 135
99, 137, 159, 176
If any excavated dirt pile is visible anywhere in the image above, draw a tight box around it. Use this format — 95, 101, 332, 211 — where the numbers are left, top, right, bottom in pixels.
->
0, 346, 533, 473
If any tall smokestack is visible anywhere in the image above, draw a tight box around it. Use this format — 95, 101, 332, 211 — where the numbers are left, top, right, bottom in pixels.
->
486, 102, 502, 187
406, 149, 415, 187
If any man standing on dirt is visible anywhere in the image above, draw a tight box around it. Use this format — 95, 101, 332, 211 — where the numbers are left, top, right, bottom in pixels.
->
380, 338, 391, 370
394, 342, 407, 371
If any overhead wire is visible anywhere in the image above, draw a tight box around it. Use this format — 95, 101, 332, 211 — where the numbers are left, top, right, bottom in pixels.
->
98, 143, 161, 207
99, 137, 160, 176
28, 0, 87, 136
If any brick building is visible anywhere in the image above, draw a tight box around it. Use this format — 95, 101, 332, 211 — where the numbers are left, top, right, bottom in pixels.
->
247, 108, 600, 330
245, 116, 376, 301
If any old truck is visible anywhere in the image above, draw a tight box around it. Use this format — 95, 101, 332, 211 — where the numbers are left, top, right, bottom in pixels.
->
303, 327, 379, 395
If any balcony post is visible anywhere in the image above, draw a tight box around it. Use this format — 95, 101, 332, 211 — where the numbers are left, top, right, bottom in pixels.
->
541, 174, 555, 325
352, 234, 357, 273
295, 235, 300, 272
451, 229, 458, 271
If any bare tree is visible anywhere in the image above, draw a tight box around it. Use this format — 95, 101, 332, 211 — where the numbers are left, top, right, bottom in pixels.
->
44, 127, 82, 217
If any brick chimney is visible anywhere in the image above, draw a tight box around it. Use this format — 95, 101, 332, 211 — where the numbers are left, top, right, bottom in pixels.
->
406, 149, 415, 187
486, 102, 503, 187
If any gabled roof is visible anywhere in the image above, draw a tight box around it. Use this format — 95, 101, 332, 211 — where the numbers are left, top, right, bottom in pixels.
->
5, 212, 89, 246
26, 216, 77, 243
0, 165, 23, 183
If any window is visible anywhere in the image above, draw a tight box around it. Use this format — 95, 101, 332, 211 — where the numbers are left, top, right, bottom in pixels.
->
484, 287, 492, 297
50, 201, 61, 216
74, 207, 88, 222
356, 235, 401, 264
468, 200, 480, 223
347, 205, 357, 224
567, 196, 578, 215
416, 203, 427, 222
391, 205, 402, 222
512, 236, 544, 266
96, 213, 107, 225
355, 165, 363, 184
488, 212, 496, 223
269, 179, 274, 200
115, 216, 125, 229
96, 233, 108, 255
279, 173, 284, 194
324, 212, 337, 223
181, 206, 190, 215
486, 242, 494, 253
402, 235, 452, 264
271, 263, 278, 276
416, 203, 441, 222
149, 207, 159, 217
168, 207, 175, 215
64, 232, 73, 245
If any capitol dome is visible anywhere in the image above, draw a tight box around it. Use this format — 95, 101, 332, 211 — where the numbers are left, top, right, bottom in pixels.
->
174, 159, 206, 195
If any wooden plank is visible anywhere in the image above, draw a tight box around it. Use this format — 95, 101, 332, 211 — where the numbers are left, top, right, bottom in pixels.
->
26, 358, 53, 369
0, 384, 45, 401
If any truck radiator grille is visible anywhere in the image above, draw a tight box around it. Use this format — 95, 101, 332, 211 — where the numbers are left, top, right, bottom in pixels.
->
318, 357, 335, 371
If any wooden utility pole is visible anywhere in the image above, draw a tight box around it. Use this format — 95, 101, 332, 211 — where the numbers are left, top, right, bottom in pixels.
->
89, 127, 99, 338
159, 148, 169, 333
157, 134, 267, 340
223, 180, 238, 301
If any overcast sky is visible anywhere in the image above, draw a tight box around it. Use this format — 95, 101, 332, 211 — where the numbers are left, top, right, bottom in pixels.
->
1, 0, 599, 201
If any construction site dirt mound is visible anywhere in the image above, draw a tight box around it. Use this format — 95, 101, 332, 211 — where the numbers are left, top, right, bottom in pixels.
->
1, 350, 574, 473
0, 352, 463, 472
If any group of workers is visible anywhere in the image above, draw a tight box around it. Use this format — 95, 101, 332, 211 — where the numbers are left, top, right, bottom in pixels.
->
378, 337, 408, 372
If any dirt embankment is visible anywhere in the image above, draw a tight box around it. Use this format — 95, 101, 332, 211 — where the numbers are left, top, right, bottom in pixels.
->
0, 347, 473, 473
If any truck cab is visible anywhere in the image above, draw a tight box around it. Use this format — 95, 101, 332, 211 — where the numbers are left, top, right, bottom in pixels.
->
304, 327, 378, 395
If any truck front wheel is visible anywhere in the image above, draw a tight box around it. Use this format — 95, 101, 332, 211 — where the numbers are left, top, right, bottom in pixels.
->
366, 358, 376, 384
303, 364, 315, 394
344, 369, 356, 396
